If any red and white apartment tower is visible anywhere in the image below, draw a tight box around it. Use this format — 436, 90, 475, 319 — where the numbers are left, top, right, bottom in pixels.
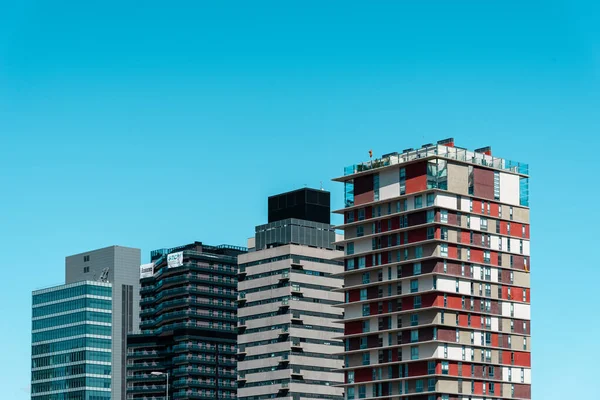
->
333, 139, 531, 400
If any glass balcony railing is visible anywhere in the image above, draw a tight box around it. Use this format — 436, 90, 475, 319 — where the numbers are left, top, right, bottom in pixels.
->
342, 145, 529, 177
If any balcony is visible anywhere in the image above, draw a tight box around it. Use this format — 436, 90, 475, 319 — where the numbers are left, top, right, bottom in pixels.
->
291, 340, 302, 350
290, 367, 303, 378
278, 354, 289, 365
127, 384, 166, 393
291, 258, 303, 268
279, 270, 290, 282
278, 326, 289, 338
279, 298, 290, 309
290, 284, 302, 295
237, 292, 246, 304
291, 313, 302, 323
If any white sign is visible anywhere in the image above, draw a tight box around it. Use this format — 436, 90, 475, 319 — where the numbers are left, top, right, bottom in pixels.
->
167, 251, 184, 269
140, 263, 154, 279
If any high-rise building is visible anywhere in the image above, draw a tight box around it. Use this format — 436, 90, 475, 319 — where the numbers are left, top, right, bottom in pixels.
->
31, 245, 141, 400
333, 140, 531, 400
126, 242, 247, 400
237, 188, 345, 400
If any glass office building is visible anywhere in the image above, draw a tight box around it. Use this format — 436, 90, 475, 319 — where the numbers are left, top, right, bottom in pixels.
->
31, 281, 113, 400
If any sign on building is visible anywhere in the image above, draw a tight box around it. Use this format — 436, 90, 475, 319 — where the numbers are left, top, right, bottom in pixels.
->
167, 251, 184, 269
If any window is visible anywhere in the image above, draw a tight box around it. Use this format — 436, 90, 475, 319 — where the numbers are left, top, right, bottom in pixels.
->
426, 226, 435, 239
510, 206, 514, 220
469, 199, 473, 212
413, 295, 422, 309
83, 255, 90, 262
456, 328, 460, 342
462, 296, 465, 309
521, 368, 525, 383
411, 330, 419, 343
411, 314, 419, 326
415, 246, 423, 258
374, 174, 380, 201
441, 227, 448, 240
411, 346, 419, 360
400, 168, 406, 195
410, 279, 419, 293
347, 243, 354, 255
520, 240, 523, 254
357, 226, 364, 237
444, 343, 448, 358
414, 196, 422, 209
462, 345, 466, 360
413, 263, 422, 275
481, 218, 488, 231
427, 361, 436, 374
466, 248, 471, 261
347, 258, 355, 270
362, 273, 370, 284
426, 209, 435, 223
362, 304, 370, 316
484, 250, 490, 263
442, 361, 449, 375
440, 243, 448, 257
360, 337, 367, 349
360, 289, 367, 301
362, 353, 370, 365
347, 211, 355, 223
358, 256, 366, 269
428, 378, 435, 392
441, 209, 448, 223
353, 210, 363, 223
443, 294, 447, 307
443, 260, 447, 273
427, 193, 435, 206
362, 320, 370, 333
494, 172, 500, 200
83, 267, 89, 273
415, 379, 423, 393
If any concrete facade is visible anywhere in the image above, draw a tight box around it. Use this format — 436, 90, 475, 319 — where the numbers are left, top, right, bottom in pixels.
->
237, 244, 345, 400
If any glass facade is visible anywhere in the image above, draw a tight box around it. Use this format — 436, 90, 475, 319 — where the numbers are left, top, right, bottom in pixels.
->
255, 218, 337, 251
31, 281, 112, 400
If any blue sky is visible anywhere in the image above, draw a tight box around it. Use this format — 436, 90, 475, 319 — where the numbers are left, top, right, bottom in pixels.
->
1, 1, 597, 398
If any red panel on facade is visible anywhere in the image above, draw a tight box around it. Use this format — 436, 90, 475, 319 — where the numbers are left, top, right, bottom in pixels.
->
512, 255, 525, 271
490, 202, 499, 217
349, 289, 360, 302
448, 244, 458, 259
448, 361, 459, 376
491, 333, 499, 347
458, 313, 469, 327
408, 210, 426, 226
408, 361, 428, 377
367, 287, 378, 300
513, 351, 531, 367
473, 167, 495, 200
460, 231, 470, 244
473, 381, 483, 395
405, 161, 427, 194
369, 302, 378, 315
512, 222, 522, 238
409, 227, 427, 243
354, 175, 374, 206
365, 207, 372, 219
513, 384, 531, 399
438, 328, 455, 342
472, 199, 482, 214
345, 321, 362, 335
447, 294, 462, 310
471, 248, 483, 263
354, 368, 372, 383
447, 211, 458, 225
524, 224, 530, 239
500, 221, 508, 235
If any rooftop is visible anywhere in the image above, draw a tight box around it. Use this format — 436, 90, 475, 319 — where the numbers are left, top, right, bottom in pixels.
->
334, 138, 528, 182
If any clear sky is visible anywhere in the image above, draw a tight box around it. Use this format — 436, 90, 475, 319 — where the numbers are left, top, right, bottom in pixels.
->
1, 1, 597, 398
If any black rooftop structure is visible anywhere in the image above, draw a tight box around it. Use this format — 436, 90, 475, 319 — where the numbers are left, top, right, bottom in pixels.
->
268, 188, 331, 225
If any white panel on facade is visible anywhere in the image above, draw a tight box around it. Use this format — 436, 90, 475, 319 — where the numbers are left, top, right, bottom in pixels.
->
436, 193, 457, 210
437, 277, 456, 293
345, 304, 362, 319
490, 267, 499, 283
501, 302, 511, 318
461, 197, 470, 211
510, 238, 521, 255
473, 265, 482, 280
474, 331, 482, 345
459, 281, 471, 295
491, 317, 499, 331
490, 236, 500, 250
379, 168, 400, 201
499, 172, 520, 205
470, 215, 481, 230
502, 237, 508, 252
514, 303, 531, 320
523, 240, 530, 256
524, 369, 532, 384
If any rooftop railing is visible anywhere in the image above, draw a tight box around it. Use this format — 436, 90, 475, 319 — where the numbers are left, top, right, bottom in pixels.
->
343, 146, 528, 177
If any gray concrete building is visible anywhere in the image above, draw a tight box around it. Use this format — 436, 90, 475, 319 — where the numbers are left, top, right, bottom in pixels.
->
237, 188, 345, 400
31, 245, 141, 400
